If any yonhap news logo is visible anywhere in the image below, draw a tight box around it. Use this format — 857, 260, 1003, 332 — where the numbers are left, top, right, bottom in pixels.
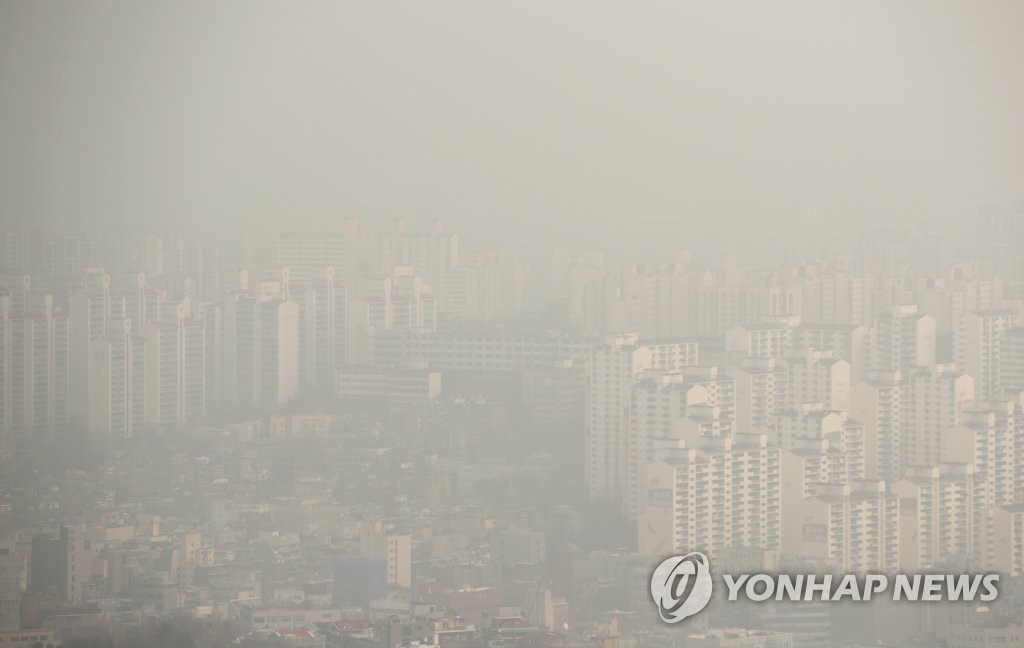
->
649, 552, 1002, 624
650, 552, 714, 623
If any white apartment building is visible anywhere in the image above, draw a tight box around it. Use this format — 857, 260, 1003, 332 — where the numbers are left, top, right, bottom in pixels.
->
917, 274, 1003, 334
685, 266, 758, 337
679, 366, 736, 436
224, 294, 300, 408
850, 370, 904, 483
782, 435, 856, 492
726, 324, 792, 364
565, 257, 607, 333
195, 301, 223, 411
0, 293, 69, 450
774, 406, 865, 480
1001, 326, 1024, 393
779, 437, 856, 557
588, 334, 644, 508
800, 480, 900, 573
640, 433, 780, 559
358, 269, 437, 331
586, 335, 699, 513
69, 279, 111, 426
644, 339, 701, 371
293, 267, 350, 386
944, 404, 1016, 509
731, 360, 784, 432
903, 364, 974, 469
439, 249, 516, 322
627, 373, 705, 521
955, 310, 1022, 400
272, 224, 359, 290
782, 350, 850, 412
893, 463, 978, 571
349, 270, 438, 364
89, 318, 137, 442
376, 220, 458, 316
141, 310, 206, 433
869, 305, 936, 374
790, 323, 867, 383
991, 504, 1024, 577
798, 269, 873, 326
759, 279, 803, 321
604, 263, 689, 339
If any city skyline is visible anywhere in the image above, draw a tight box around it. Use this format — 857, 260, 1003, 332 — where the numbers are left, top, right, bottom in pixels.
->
3, 215, 1024, 646
4, 3, 1024, 648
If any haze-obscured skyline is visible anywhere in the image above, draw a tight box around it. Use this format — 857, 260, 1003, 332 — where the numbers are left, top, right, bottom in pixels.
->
2, 1, 1023, 252
8, 5, 1024, 645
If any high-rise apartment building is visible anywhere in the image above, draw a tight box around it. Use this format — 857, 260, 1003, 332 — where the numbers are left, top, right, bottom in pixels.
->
772, 407, 865, 481
781, 350, 850, 412
272, 224, 359, 289
800, 480, 900, 573
89, 318, 138, 442
869, 305, 936, 374
1, 294, 69, 451
376, 220, 457, 315
791, 323, 867, 383
1000, 327, 1024, 393
141, 303, 207, 432
350, 270, 438, 364
726, 323, 793, 364
893, 463, 978, 571
640, 434, 780, 559
605, 263, 689, 339
850, 370, 904, 483
955, 310, 1022, 400
779, 435, 859, 557
798, 268, 873, 326
69, 275, 113, 427
586, 335, 699, 512
945, 403, 1017, 510
731, 360, 785, 432
627, 373, 702, 521
903, 364, 974, 469
294, 267, 350, 387
992, 504, 1024, 577
224, 294, 299, 408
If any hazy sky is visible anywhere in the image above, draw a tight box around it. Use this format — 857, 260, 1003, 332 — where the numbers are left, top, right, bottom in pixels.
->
2, 1, 1023, 253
